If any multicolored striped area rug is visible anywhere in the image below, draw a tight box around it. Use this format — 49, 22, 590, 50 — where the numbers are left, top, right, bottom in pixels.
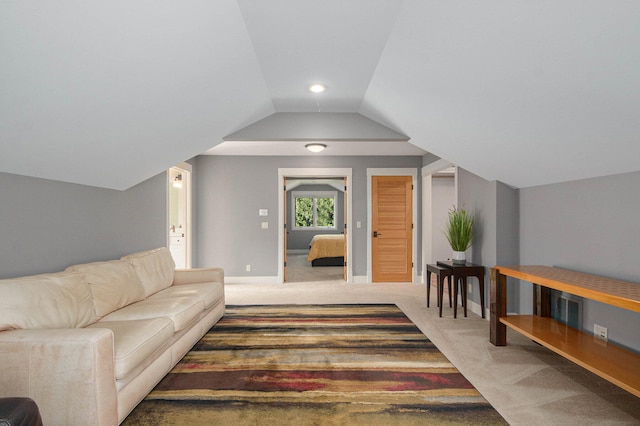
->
124, 304, 506, 425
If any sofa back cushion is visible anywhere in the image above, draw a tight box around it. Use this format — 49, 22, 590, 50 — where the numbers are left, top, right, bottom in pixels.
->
66, 260, 146, 318
0, 271, 97, 331
121, 247, 175, 297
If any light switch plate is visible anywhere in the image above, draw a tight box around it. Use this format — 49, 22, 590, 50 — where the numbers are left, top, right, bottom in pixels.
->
261, 221, 269, 229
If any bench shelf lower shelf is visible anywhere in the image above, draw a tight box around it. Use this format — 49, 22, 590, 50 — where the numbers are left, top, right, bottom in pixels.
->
500, 315, 640, 398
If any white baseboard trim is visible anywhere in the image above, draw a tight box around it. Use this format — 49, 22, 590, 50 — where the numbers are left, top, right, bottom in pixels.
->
351, 276, 424, 284
227, 276, 371, 284
227, 275, 437, 287
226, 276, 279, 284
465, 298, 490, 320
428, 281, 490, 319
287, 249, 308, 254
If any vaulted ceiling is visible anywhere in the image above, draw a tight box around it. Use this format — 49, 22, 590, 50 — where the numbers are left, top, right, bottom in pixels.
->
1, 1, 639, 190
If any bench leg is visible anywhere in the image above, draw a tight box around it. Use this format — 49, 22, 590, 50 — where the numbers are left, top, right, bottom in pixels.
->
490, 268, 507, 346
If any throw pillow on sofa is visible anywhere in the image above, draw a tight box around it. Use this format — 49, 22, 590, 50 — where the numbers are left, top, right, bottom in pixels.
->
0, 271, 97, 331
121, 248, 175, 297
66, 260, 146, 318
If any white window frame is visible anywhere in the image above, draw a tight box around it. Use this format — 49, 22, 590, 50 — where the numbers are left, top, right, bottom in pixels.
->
291, 190, 338, 231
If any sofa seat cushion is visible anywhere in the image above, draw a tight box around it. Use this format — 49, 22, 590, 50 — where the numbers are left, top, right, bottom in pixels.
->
66, 260, 145, 318
99, 297, 203, 332
121, 248, 175, 297
0, 271, 97, 331
148, 282, 223, 309
88, 318, 173, 380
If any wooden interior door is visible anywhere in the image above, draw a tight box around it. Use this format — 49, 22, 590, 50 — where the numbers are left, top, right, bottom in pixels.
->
283, 177, 288, 282
343, 177, 347, 280
372, 176, 412, 282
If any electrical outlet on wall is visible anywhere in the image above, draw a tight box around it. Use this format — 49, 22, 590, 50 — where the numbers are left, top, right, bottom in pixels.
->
594, 323, 608, 342
468, 283, 473, 294
246, 264, 251, 272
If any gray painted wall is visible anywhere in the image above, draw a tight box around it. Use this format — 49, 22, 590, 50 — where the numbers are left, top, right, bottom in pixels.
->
457, 168, 520, 312
195, 155, 423, 278
520, 170, 640, 352
0, 171, 168, 279
458, 167, 639, 352
286, 184, 345, 251
5, 153, 635, 352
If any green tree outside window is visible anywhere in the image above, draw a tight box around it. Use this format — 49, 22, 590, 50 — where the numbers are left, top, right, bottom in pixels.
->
293, 193, 336, 229
316, 197, 334, 227
295, 197, 313, 227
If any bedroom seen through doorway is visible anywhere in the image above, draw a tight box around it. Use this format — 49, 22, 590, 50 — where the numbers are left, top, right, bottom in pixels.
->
283, 175, 348, 283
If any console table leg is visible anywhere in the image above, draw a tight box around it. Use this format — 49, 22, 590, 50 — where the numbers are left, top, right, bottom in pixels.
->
490, 268, 507, 346
426, 271, 431, 307
453, 277, 458, 318
479, 274, 486, 319
438, 278, 443, 317
463, 277, 468, 317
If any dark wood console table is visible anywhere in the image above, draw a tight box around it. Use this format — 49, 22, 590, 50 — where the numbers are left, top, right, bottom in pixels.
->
437, 261, 485, 318
490, 265, 640, 398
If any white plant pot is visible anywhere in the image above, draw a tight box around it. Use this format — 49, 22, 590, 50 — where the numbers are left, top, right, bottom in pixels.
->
452, 251, 466, 264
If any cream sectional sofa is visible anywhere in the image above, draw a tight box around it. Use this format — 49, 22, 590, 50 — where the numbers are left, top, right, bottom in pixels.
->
0, 247, 225, 425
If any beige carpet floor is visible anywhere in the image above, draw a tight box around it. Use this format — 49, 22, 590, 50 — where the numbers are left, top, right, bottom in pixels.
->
224, 254, 640, 425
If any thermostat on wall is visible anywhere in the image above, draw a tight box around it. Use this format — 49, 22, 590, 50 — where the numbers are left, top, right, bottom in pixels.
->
259, 209, 268, 216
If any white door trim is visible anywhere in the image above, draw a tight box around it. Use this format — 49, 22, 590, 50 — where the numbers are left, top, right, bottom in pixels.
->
366, 168, 418, 283
421, 160, 453, 278
167, 162, 193, 268
278, 168, 353, 284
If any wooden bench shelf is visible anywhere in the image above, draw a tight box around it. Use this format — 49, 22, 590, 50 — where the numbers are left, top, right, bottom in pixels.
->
491, 265, 640, 398
500, 315, 640, 397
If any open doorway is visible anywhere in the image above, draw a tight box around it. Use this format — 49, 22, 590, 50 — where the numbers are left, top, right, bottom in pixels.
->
278, 168, 353, 284
421, 160, 455, 268
168, 163, 192, 268
285, 179, 345, 283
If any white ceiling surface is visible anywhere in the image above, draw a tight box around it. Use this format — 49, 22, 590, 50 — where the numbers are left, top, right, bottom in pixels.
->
209, 140, 425, 157
208, 112, 424, 156
2, 1, 640, 190
223, 113, 409, 141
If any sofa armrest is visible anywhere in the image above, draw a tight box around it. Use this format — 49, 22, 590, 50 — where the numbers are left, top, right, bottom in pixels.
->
173, 268, 224, 286
0, 328, 118, 426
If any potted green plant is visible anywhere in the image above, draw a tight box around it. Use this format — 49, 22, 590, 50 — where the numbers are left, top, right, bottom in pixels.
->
445, 206, 474, 264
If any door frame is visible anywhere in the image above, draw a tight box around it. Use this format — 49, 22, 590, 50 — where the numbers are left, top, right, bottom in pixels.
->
167, 162, 192, 268
278, 168, 353, 284
366, 168, 418, 283
421, 159, 454, 278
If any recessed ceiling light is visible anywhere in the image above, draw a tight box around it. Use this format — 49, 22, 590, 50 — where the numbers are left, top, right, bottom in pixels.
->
309, 84, 326, 93
305, 143, 326, 153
